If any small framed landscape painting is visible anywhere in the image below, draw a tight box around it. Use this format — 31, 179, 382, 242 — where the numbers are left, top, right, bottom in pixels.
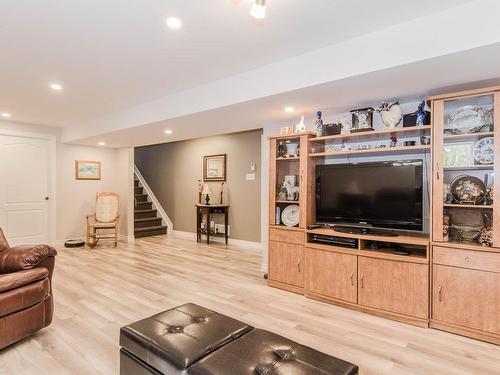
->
203, 154, 226, 181
75, 160, 101, 180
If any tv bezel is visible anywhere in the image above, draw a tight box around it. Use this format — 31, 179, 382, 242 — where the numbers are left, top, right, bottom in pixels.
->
315, 160, 424, 232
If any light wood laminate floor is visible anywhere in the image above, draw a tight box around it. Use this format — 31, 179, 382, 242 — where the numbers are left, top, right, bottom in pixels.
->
0, 236, 498, 374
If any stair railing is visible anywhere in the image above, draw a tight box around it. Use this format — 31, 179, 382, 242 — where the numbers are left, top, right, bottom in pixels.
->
134, 165, 173, 235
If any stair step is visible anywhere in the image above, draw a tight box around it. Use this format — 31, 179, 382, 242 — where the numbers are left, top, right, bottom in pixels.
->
134, 225, 168, 238
134, 217, 162, 228
134, 194, 148, 202
134, 180, 139, 187
134, 187, 144, 194
135, 209, 158, 219
135, 201, 152, 210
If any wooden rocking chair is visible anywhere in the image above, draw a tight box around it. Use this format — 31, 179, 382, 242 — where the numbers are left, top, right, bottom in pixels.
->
86, 192, 120, 248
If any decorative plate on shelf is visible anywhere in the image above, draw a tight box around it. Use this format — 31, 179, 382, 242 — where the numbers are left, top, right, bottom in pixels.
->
281, 205, 299, 227
450, 175, 486, 204
474, 137, 494, 164
445, 105, 489, 134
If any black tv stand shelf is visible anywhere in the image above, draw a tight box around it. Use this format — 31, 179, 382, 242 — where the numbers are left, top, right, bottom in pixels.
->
332, 225, 398, 237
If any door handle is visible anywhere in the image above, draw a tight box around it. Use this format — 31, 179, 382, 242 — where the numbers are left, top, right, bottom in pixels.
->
45, 196, 50, 201
297, 258, 301, 272
438, 285, 442, 302
436, 162, 440, 181
360, 273, 364, 289
350, 272, 354, 286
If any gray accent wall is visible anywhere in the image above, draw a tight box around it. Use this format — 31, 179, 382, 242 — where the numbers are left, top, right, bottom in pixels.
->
135, 130, 262, 243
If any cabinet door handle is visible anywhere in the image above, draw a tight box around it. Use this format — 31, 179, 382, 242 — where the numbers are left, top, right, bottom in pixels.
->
350, 272, 354, 286
436, 162, 440, 181
300, 170, 304, 182
438, 285, 443, 302
297, 258, 301, 272
360, 273, 364, 289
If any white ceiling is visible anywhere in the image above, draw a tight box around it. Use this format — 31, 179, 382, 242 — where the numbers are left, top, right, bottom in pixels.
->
0, 0, 473, 129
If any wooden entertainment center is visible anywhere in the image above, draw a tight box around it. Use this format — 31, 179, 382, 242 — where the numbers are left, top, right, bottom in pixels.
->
268, 86, 500, 345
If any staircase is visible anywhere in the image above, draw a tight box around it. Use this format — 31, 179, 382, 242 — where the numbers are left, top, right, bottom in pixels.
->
134, 179, 168, 238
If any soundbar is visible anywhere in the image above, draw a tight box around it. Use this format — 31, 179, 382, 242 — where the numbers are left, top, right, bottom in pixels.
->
308, 233, 358, 249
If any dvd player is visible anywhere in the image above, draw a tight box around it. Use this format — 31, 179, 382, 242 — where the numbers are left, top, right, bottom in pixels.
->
308, 233, 358, 249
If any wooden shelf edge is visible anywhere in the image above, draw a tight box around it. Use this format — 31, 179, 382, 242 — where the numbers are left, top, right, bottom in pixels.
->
430, 320, 500, 345
268, 131, 316, 140
307, 228, 430, 246
432, 241, 500, 253
268, 280, 304, 295
269, 225, 304, 232
310, 145, 431, 158
305, 291, 429, 328
276, 157, 300, 161
443, 204, 493, 209
309, 125, 432, 143
358, 249, 428, 264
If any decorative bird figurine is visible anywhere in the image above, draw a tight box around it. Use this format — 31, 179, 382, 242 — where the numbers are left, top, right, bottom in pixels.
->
378, 101, 402, 128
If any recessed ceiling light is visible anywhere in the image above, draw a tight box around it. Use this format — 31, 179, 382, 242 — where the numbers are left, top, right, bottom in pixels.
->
284, 106, 294, 113
98, 141, 106, 146
166, 17, 182, 29
164, 129, 173, 134
49, 83, 63, 91
1, 112, 12, 118
250, 0, 266, 19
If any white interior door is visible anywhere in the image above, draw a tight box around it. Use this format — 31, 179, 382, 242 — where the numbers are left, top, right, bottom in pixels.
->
0, 135, 51, 245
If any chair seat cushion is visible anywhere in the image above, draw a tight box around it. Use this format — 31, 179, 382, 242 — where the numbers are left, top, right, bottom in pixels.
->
188, 329, 359, 375
120, 303, 253, 374
90, 222, 117, 228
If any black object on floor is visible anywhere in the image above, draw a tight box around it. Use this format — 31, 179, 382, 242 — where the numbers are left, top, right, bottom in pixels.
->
64, 239, 85, 248
119, 303, 359, 375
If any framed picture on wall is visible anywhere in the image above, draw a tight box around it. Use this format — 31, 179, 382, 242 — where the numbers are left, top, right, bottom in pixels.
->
203, 154, 226, 181
75, 160, 101, 180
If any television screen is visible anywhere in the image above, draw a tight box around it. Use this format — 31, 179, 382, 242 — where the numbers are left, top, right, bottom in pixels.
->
316, 160, 423, 231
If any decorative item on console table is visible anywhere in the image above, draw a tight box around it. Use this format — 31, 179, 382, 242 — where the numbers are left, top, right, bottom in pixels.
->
202, 184, 213, 205
197, 180, 203, 204
350, 107, 374, 133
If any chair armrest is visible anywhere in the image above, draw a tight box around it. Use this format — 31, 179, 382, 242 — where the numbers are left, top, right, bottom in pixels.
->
0, 244, 57, 273
0, 268, 49, 293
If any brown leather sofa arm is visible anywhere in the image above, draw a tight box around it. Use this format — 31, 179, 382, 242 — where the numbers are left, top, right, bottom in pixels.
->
0, 244, 57, 274
0, 268, 49, 293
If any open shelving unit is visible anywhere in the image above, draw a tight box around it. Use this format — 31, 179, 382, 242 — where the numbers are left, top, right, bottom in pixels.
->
309, 145, 430, 158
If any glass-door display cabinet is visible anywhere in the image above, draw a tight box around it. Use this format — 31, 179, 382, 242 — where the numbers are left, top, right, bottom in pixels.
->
432, 89, 499, 249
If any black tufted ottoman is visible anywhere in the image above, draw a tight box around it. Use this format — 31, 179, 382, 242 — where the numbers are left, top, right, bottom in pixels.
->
120, 303, 253, 374
120, 303, 358, 375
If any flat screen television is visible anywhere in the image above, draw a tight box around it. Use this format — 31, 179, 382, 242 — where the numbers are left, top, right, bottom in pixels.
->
316, 160, 423, 231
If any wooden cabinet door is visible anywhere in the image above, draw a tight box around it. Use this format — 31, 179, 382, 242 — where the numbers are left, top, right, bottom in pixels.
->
358, 257, 428, 318
433, 265, 500, 334
305, 248, 357, 303
269, 241, 304, 287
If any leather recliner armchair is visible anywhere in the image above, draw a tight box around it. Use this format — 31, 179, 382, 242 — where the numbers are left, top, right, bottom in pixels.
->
0, 228, 57, 350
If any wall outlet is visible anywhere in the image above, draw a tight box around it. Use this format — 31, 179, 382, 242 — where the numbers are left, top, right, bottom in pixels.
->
246, 173, 256, 181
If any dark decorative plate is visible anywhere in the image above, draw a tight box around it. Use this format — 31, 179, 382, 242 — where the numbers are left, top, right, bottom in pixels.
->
450, 175, 486, 204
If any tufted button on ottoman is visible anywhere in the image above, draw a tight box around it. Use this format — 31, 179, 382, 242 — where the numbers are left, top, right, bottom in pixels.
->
120, 303, 253, 375
188, 329, 359, 375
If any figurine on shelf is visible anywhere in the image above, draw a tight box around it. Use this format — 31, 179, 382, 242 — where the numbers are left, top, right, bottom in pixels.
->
443, 215, 450, 242
390, 134, 397, 147
416, 100, 431, 126
443, 184, 454, 204
314, 111, 323, 137
277, 141, 287, 158
338, 113, 351, 134
479, 211, 493, 247
485, 183, 494, 205
378, 101, 402, 128
341, 139, 350, 151
294, 116, 306, 133
277, 183, 287, 201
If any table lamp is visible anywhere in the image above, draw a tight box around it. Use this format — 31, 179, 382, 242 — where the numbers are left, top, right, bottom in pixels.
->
201, 184, 213, 205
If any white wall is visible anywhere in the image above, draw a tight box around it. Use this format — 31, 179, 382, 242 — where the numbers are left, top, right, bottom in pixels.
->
0, 121, 134, 243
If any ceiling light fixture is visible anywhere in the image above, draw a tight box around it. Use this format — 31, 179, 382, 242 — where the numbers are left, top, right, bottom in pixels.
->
284, 106, 294, 113
98, 141, 106, 146
49, 82, 63, 91
164, 129, 173, 134
166, 17, 182, 29
250, 0, 266, 20
1, 112, 12, 118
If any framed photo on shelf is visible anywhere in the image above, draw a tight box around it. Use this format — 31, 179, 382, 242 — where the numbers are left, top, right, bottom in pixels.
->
75, 160, 101, 180
203, 154, 226, 181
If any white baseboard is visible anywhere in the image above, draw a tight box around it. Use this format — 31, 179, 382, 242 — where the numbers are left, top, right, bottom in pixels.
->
172, 230, 262, 251
261, 262, 268, 274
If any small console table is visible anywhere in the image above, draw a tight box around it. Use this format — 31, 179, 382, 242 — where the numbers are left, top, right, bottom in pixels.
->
196, 205, 229, 245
